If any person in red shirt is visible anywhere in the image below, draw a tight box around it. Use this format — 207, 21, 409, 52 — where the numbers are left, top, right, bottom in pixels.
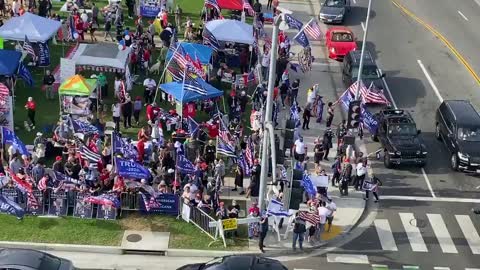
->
143, 49, 151, 70
24, 97, 36, 129
183, 102, 196, 118
205, 121, 219, 138
137, 138, 146, 163
75, 18, 85, 40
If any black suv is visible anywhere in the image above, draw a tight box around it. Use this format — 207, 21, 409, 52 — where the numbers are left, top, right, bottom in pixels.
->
342, 50, 385, 89
435, 100, 480, 172
373, 109, 427, 168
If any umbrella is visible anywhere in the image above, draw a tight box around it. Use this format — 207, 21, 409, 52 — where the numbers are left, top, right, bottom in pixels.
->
59, 74, 97, 96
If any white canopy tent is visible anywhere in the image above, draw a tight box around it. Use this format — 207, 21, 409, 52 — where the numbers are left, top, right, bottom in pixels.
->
205, 19, 255, 45
0, 12, 61, 42
70, 43, 131, 73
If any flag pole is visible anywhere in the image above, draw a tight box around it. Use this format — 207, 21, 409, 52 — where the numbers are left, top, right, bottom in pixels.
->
355, 0, 373, 101
153, 37, 181, 103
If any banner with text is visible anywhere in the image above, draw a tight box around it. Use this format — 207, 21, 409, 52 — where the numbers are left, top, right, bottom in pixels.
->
140, 193, 179, 215
139, 0, 163, 17
37, 42, 51, 67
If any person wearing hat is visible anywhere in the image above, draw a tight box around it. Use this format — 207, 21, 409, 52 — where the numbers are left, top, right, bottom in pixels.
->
204, 140, 216, 166
292, 212, 307, 251
52, 156, 64, 174
323, 128, 334, 161
24, 97, 36, 130
258, 211, 269, 253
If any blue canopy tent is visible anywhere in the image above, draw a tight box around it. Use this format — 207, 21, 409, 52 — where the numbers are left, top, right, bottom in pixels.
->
166, 42, 213, 64
159, 80, 223, 104
0, 50, 21, 76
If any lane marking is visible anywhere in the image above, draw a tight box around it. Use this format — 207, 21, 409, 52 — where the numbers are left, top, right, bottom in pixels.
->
374, 219, 398, 251
457, 10, 469, 21
361, 21, 366, 31
403, 267, 420, 270
434, 267, 450, 270
326, 253, 370, 264
381, 195, 480, 203
476, 0, 480, 7
372, 265, 389, 270
426, 213, 458, 253
417, 60, 444, 103
353, 0, 357, 4
399, 212, 428, 252
455, 215, 480, 254
421, 168, 436, 198
392, 0, 480, 86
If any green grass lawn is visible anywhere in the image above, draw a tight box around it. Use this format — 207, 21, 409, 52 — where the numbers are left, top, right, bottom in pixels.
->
0, 213, 249, 250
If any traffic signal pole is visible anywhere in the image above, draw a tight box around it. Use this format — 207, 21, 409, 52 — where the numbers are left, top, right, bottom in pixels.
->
354, 0, 373, 100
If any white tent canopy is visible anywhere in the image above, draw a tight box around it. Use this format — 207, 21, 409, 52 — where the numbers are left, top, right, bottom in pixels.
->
205, 19, 255, 45
0, 12, 61, 42
70, 43, 131, 72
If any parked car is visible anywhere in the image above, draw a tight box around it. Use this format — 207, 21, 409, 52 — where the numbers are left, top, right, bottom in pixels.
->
373, 109, 427, 168
325, 26, 357, 60
319, 0, 351, 24
342, 50, 385, 89
435, 100, 480, 172
0, 248, 76, 270
177, 255, 288, 270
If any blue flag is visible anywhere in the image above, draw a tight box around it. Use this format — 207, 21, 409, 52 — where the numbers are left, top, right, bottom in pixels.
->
267, 198, 291, 217
54, 171, 81, 185
2, 127, 29, 156
302, 173, 317, 197
284, 14, 304, 30
293, 29, 310, 48
17, 63, 34, 86
84, 193, 121, 208
115, 157, 151, 179
237, 153, 251, 176
339, 90, 378, 133
187, 116, 199, 136
177, 152, 197, 174
37, 41, 50, 67
0, 194, 25, 219
216, 136, 236, 157
112, 133, 138, 159
290, 103, 301, 128
71, 118, 99, 134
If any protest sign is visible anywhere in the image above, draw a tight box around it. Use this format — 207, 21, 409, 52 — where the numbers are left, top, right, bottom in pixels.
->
48, 191, 68, 216
74, 193, 93, 219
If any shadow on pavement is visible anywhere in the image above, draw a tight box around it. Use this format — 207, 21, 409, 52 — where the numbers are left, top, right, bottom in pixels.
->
384, 75, 427, 108
343, 6, 376, 27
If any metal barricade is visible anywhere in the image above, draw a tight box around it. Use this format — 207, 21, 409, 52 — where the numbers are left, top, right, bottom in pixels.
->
120, 192, 140, 211
186, 203, 217, 240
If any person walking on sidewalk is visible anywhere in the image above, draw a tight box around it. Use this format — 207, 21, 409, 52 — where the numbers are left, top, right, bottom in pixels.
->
323, 128, 334, 161
365, 175, 382, 202
326, 102, 335, 127
354, 162, 367, 190
259, 212, 269, 253
326, 198, 337, 232
292, 213, 306, 251
293, 136, 306, 162
331, 156, 342, 186
313, 139, 325, 170
302, 102, 312, 130
339, 161, 352, 196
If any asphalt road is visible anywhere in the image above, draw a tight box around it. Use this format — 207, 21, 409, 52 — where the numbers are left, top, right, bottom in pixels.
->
341, 0, 480, 199
284, 200, 480, 270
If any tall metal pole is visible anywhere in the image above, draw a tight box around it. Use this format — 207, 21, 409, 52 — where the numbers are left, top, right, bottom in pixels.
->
258, 15, 282, 211
354, 0, 373, 100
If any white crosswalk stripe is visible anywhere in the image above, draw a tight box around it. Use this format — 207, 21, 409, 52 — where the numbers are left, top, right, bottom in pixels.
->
373, 212, 480, 255
455, 215, 480, 254
399, 212, 428, 252
427, 214, 458, 253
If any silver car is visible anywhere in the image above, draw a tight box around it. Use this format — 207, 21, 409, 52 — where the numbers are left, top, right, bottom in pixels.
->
319, 0, 351, 24
0, 248, 76, 270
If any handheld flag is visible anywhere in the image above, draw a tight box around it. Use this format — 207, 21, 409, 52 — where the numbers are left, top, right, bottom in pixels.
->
71, 118, 99, 134
170, 42, 188, 68
84, 193, 121, 208
187, 116, 199, 136
243, 0, 255, 16
167, 60, 185, 82
17, 63, 34, 87
304, 19, 322, 40
293, 29, 310, 48
115, 157, 151, 179
23, 35, 36, 58
267, 198, 291, 217
284, 14, 304, 30
202, 28, 220, 51
0, 194, 25, 219
216, 136, 236, 157
112, 133, 138, 160
177, 152, 197, 174
302, 173, 317, 197
2, 127, 29, 156
79, 145, 102, 163
205, 0, 221, 13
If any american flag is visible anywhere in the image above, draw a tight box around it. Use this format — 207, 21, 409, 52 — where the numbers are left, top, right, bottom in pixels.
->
237, 153, 251, 176
185, 53, 206, 78
243, 0, 255, 16
245, 138, 254, 166
304, 19, 322, 40
79, 145, 102, 163
216, 114, 232, 143
37, 177, 48, 191
347, 80, 389, 105
26, 191, 39, 210
167, 61, 185, 82
0, 83, 9, 102
170, 42, 188, 69
216, 136, 236, 157
23, 35, 36, 58
205, 0, 220, 13
6, 168, 39, 210
202, 28, 220, 51
84, 193, 121, 208
298, 210, 320, 225
141, 193, 161, 212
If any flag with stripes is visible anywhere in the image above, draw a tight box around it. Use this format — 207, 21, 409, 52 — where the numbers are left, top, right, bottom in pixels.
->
298, 210, 320, 225
216, 114, 232, 143
84, 193, 121, 208
177, 151, 197, 174
304, 19, 322, 40
302, 173, 317, 197
6, 168, 38, 210
184, 74, 208, 95
217, 136, 236, 157
284, 14, 304, 30
54, 171, 82, 185
243, 0, 255, 16
267, 198, 291, 217
293, 29, 310, 48
23, 35, 36, 58
245, 138, 254, 166
167, 60, 185, 82
185, 53, 206, 78
70, 118, 99, 134
205, 0, 220, 13
290, 103, 301, 127
347, 81, 389, 105
202, 28, 220, 51
237, 152, 251, 176
112, 132, 138, 160
170, 42, 188, 69
37, 177, 48, 191
67, 16, 77, 41
0, 83, 9, 102
79, 145, 102, 163
187, 116, 199, 136
140, 193, 161, 212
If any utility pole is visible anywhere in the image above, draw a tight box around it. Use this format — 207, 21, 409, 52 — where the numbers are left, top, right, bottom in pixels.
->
354, 0, 373, 100
258, 15, 282, 211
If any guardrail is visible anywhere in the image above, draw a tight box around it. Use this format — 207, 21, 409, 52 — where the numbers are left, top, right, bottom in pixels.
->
182, 203, 217, 240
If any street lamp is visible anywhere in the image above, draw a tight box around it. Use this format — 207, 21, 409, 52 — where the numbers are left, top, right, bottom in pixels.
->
354, 0, 373, 100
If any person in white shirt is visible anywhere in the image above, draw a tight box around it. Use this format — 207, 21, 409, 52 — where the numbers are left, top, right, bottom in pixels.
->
354, 162, 367, 190
317, 201, 331, 240
261, 50, 270, 80
143, 77, 156, 105
326, 198, 337, 232
114, 76, 122, 98
111, 102, 121, 131
293, 136, 306, 162
12, 0, 19, 16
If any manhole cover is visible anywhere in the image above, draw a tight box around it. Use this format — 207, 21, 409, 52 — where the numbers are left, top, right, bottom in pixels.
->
126, 234, 142, 242
409, 218, 426, 228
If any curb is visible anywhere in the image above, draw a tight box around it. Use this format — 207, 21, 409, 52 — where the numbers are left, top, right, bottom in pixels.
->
0, 241, 123, 254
